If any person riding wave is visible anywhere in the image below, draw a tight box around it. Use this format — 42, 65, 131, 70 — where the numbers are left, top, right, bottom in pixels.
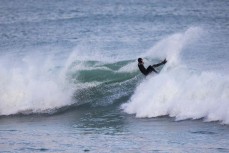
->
138, 58, 167, 76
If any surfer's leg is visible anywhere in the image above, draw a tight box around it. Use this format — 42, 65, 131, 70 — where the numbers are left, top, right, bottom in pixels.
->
153, 59, 167, 67
147, 66, 158, 74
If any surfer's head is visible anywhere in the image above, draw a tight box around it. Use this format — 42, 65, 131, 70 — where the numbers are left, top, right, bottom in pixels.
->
138, 58, 143, 64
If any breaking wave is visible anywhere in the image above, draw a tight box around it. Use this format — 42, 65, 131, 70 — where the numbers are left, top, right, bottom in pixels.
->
122, 27, 229, 124
0, 49, 138, 115
1, 26, 228, 125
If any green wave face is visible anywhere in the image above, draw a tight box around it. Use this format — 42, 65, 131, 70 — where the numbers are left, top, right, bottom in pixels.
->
67, 59, 140, 106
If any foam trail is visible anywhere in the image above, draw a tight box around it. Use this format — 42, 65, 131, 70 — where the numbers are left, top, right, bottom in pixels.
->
122, 27, 229, 124
0, 53, 74, 115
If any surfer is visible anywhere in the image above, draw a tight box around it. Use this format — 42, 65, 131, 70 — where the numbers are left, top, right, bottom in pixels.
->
138, 58, 167, 76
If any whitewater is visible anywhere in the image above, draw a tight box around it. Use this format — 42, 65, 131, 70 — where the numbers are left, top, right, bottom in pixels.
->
1, 26, 228, 125
0, 0, 229, 152
122, 27, 229, 124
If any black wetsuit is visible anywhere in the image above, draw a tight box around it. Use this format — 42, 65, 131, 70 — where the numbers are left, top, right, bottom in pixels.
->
138, 60, 166, 76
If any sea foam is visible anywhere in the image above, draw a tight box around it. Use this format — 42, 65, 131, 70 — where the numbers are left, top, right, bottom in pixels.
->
0, 53, 74, 115
122, 27, 229, 124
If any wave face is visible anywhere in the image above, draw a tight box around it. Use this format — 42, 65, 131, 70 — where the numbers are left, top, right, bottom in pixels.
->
63, 50, 139, 106
122, 27, 229, 124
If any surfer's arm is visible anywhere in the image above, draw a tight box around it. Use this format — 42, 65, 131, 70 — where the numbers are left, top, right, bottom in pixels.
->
152, 59, 167, 67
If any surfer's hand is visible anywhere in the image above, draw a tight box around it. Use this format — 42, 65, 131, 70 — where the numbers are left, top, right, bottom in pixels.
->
163, 59, 167, 64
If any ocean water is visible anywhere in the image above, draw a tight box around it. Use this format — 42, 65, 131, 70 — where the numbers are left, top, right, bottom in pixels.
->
0, 0, 229, 152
